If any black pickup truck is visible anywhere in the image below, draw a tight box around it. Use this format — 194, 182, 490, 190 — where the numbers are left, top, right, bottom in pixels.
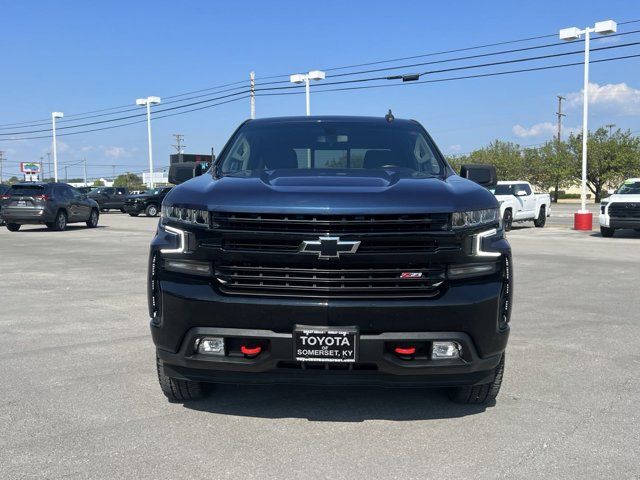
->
150, 116, 512, 405
124, 187, 172, 217
88, 186, 128, 212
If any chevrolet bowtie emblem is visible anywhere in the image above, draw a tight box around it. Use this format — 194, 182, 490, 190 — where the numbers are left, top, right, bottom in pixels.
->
298, 236, 361, 259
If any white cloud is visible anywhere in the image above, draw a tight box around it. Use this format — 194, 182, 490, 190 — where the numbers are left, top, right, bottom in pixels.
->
565, 82, 640, 115
103, 146, 130, 158
448, 144, 461, 153
512, 122, 556, 138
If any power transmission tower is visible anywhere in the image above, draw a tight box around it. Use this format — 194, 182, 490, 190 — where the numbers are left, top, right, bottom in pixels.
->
605, 123, 616, 136
172, 134, 186, 163
556, 95, 566, 143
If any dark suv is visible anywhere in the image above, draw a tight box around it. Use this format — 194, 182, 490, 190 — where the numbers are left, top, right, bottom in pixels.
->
151, 116, 511, 405
124, 187, 173, 217
88, 186, 128, 212
0, 182, 100, 231
0, 184, 9, 226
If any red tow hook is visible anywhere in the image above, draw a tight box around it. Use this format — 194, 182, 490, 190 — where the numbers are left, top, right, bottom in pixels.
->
394, 346, 416, 359
241, 345, 262, 357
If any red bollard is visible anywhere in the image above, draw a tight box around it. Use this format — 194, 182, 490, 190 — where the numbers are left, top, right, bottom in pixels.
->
574, 212, 593, 231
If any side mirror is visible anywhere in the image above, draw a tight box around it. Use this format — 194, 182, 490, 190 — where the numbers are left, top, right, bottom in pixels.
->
516, 190, 527, 197
169, 162, 207, 185
459, 164, 498, 188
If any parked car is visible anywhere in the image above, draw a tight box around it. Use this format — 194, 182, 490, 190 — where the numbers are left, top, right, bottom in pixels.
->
599, 178, 640, 237
150, 115, 511, 405
490, 181, 551, 231
0, 182, 99, 231
76, 186, 98, 194
0, 184, 9, 226
124, 187, 173, 217
88, 186, 128, 212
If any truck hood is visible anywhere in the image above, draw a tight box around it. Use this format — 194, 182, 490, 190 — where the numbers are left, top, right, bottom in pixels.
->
604, 194, 640, 203
164, 170, 498, 214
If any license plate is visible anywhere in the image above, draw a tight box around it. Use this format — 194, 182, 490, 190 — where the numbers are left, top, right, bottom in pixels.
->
17, 201, 26, 207
294, 326, 358, 363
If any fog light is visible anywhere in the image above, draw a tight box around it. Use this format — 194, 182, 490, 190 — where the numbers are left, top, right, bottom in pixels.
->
448, 263, 497, 279
198, 337, 225, 355
431, 341, 461, 359
164, 259, 211, 276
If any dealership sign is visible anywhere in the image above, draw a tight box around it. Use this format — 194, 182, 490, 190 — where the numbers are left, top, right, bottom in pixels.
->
20, 162, 41, 173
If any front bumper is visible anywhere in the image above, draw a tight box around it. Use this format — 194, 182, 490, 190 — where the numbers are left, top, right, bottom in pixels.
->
599, 213, 640, 229
157, 327, 504, 387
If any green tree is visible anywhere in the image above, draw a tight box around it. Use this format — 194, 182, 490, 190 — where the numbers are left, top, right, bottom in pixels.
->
114, 172, 142, 188
448, 140, 526, 180
526, 141, 573, 202
92, 179, 105, 186
7, 176, 20, 185
567, 128, 640, 202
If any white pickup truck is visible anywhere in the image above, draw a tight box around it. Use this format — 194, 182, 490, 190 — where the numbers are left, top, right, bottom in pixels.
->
489, 181, 551, 231
599, 178, 640, 237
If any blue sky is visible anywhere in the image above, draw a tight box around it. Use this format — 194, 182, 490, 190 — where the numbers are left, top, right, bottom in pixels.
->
1, 0, 639, 181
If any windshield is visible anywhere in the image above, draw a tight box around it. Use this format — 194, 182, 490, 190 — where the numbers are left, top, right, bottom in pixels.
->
489, 184, 516, 195
145, 188, 166, 195
218, 120, 445, 177
616, 180, 640, 194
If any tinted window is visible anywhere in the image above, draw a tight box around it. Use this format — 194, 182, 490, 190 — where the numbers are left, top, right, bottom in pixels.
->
219, 121, 445, 177
8, 185, 45, 196
115, 188, 127, 195
521, 184, 532, 195
491, 184, 515, 195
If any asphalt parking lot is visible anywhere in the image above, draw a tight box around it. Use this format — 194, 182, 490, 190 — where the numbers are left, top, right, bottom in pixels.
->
1, 209, 639, 479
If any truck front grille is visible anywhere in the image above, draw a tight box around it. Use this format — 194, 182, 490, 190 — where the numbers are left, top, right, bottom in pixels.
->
214, 264, 445, 298
609, 202, 640, 219
212, 212, 450, 234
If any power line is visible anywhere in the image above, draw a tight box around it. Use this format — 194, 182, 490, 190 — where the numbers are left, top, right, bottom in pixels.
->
3, 39, 639, 138
2, 20, 639, 130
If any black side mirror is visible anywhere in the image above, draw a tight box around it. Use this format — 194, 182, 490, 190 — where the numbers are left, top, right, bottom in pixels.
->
169, 162, 207, 185
460, 164, 498, 188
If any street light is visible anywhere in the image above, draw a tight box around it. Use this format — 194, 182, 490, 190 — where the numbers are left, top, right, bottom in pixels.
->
136, 96, 161, 188
559, 19, 617, 230
51, 112, 64, 182
289, 70, 326, 115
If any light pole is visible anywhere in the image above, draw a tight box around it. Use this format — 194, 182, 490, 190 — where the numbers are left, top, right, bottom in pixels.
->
51, 112, 64, 182
136, 96, 161, 188
289, 70, 326, 115
559, 20, 617, 230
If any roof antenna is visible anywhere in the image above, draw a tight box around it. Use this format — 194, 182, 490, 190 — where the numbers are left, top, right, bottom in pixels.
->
385, 109, 395, 122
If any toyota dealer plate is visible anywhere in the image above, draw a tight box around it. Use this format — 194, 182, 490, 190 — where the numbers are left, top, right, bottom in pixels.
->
294, 326, 358, 363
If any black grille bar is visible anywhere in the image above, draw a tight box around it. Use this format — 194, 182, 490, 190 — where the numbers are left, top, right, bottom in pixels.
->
214, 265, 445, 298
609, 203, 640, 219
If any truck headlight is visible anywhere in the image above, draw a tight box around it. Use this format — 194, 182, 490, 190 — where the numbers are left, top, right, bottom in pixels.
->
452, 208, 499, 229
161, 205, 210, 227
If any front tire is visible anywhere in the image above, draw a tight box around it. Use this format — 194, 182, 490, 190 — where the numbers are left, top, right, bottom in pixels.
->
533, 206, 546, 227
86, 209, 99, 228
449, 354, 505, 405
502, 209, 513, 232
156, 356, 207, 402
6, 223, 21, 232
600, 226, 615, 237
145, 204, 159, 217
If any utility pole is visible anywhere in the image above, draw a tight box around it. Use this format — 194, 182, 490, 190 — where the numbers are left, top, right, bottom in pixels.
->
172, 134, 186, 163
46, 152, 51, 180
556, 95, 566, 143
605, 123, 616, 136
250, 71, 256, 119
0, 150, 4, 184
64, 166, 68, 183
112, 165, 116, 183
83, 157, 88, 186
